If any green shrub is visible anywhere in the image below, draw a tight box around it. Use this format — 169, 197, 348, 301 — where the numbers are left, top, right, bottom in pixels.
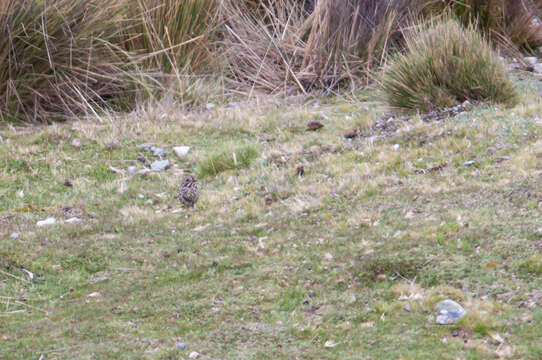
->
380, 19, 518, 112
197, 145, 259, 177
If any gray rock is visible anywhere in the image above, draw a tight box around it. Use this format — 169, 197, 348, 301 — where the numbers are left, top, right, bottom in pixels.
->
173, 146, 190, 159
205, 103, 216, 110
10, 232, 19, 239
189, 351, 200, 359
65, 217, 81, 224
534, 63, 542, 74
88, 276, 110, 284
176, 343, 187, 350
435, 299, 466, 325
37, 217, 56, 227
137, 144, 166, 158
524, 56, 538, 65
71, 138, 82, 148
127, 166, 137, 175
463, 160, 475, 167
145, 199, 154, 205
151, 159, 170, 172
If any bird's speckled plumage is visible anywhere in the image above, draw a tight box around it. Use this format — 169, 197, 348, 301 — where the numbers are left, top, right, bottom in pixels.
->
176, 175, 199, 207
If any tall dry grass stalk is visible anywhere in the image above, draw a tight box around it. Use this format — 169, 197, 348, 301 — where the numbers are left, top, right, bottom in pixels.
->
223, 0, 423, 95
423, 0, 542, 49
0, 0, 135, 122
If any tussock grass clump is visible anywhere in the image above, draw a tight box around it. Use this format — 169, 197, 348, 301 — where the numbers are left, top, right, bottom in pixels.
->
380, 20, 518, 112
0, 0, 134, 122
198, 145, 259, 177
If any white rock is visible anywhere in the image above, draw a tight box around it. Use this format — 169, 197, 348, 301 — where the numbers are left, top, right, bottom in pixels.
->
534, 63, 542, 74
173, 146, 190, 159
127, 166, 137, 175
37, 217, 56, 227
10, 232, 19, 239
205, 103, 215, 110
65, 217, 81, 224
524, 56, 538, 65
392, 144, 400, 151
188, 352, 200, 359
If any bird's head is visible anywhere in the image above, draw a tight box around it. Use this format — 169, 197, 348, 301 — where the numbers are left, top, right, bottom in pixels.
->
182, 174, 196, 185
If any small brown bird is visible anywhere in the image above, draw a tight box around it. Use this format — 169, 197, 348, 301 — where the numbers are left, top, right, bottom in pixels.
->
176, 174, 199, 208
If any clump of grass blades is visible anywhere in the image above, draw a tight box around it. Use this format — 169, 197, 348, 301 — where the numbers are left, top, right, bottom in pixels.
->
0, 0, 135, 123
198, 146, 259, 177
121, 0, 222, 107
423, 0, 542, 50
125, 0, 218, 74
379, 19, 518, 112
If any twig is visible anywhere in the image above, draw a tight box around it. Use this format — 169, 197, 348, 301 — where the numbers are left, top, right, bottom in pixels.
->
0, 269, 31, 284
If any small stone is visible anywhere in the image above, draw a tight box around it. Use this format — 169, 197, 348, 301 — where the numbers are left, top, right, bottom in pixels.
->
151, 159, 170, 172
324, 253, 333, 261
302, 298, 310, 305
88, 276, 109, 284
188, 351, 200, 359
206, 103, 216, 110
10, 232, 19, 240
127, 166, 137, 175
392, 144, 400, 151
37, 217, 56, 227
0, 135, 3, 143
127, 321, 137, 329
228, 101, 240, 108
145, 199, 154, 205
524, 56, 538, 65
534, 63, 542, 74
324, 340, 339, 348
435, 299, 466, 325
71, 138, 81, 148
441, 337, 448, 345
176, 343, 186, 350
173, 146, 190, 159
403, 304, 412, 312
307, 121, 324, 131
138, 194, 145, 199
65, 217, 81, 224
463, 160, 475, 167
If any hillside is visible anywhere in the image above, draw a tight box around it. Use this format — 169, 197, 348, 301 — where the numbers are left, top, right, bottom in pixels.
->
1, 72, 542, 359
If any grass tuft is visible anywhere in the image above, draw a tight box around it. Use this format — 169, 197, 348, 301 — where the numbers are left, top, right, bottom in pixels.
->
197, 145, 259, 177
379, 19, 518, 112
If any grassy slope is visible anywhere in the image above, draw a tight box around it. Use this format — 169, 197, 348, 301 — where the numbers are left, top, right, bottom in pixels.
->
1, 74, 542, 359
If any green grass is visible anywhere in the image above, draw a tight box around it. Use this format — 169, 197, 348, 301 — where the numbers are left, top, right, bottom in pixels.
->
380, 19, 518, 112
1, 73, 542, 359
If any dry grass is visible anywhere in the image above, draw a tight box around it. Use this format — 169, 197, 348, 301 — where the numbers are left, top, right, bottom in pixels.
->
0, 0, 136, 123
